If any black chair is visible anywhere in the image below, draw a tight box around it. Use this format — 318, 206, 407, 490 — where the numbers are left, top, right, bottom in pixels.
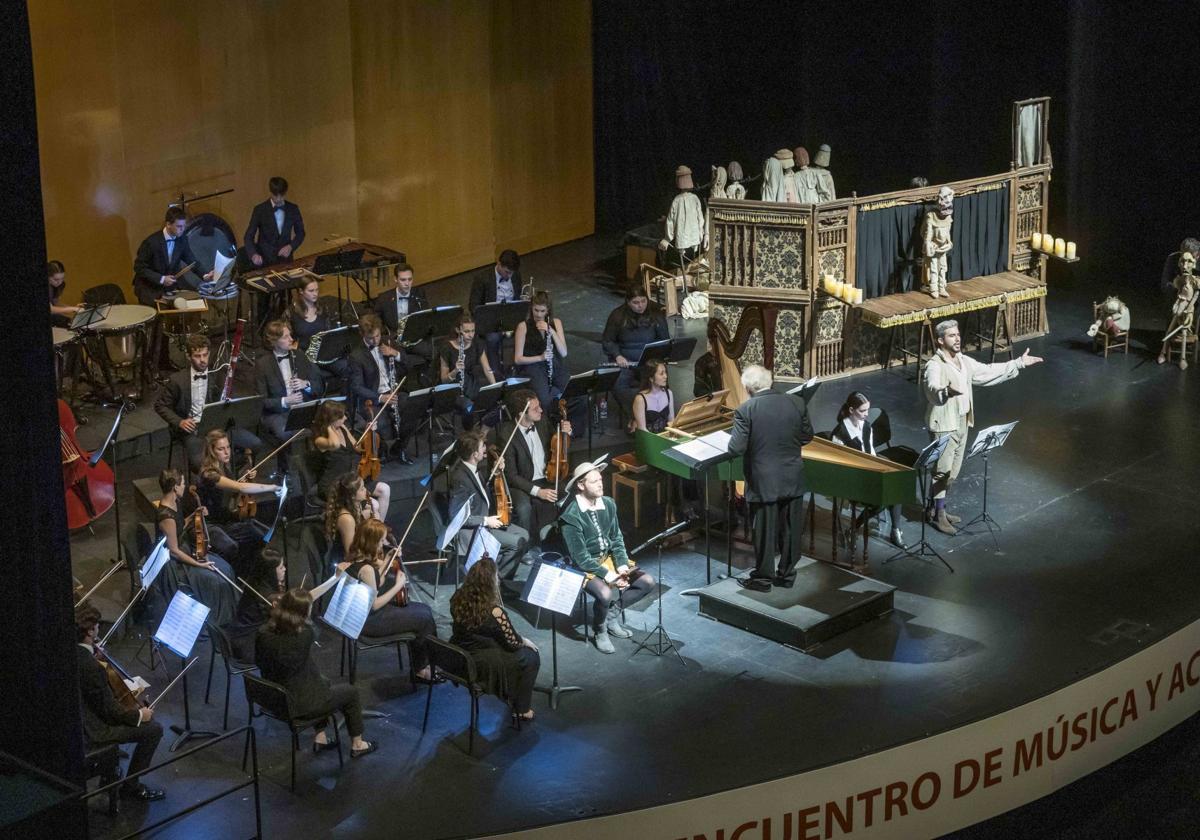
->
428, 490, 460, 588
84, 744, 120, 816
240, 673, 343, 792
421, 637, 519, 756
318, 616, 418, 688
83, 283, 126, 306
205, 623, 257, 730
868, 406, 918, 466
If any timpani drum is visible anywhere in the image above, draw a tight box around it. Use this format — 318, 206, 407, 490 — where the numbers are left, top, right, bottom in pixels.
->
93, 304, 156, 366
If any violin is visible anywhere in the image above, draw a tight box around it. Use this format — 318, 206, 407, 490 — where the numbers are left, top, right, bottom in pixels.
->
389, 550, 410, 607
487, 443, 512, 527
94, 643, 147, 714
189, 485, 208, 561
236, 448, 258, 519
59, 399, 115, 530
545, 398, 571, 487
358, 399, 382, 481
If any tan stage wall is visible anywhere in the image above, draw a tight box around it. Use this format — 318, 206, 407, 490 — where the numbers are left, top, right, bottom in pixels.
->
30, 0, 594, 303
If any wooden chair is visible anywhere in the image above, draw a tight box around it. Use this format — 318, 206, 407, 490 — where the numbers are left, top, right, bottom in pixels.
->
1163, 327, 1197, 369
1092, 300, 1130, 357
240, 673, 343, 792
610, 452, 665, 529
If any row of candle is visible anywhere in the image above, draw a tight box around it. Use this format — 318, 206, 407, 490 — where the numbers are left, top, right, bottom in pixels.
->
1030, 232, 1077, 260
821, 274, 863, 304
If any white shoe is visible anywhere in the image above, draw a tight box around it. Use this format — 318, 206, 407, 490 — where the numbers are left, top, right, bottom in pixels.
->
890, 528, 906, 549
593, 628, 615, 654
606, 616, 632, 639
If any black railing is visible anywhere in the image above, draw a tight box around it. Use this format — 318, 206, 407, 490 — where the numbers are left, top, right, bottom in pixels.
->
80, 725, 262, 840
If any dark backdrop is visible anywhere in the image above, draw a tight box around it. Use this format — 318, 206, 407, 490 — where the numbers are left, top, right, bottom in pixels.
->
594, 0, 1200, 289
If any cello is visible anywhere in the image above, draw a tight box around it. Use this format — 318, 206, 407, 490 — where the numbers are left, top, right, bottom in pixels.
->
59, 399, 115, 530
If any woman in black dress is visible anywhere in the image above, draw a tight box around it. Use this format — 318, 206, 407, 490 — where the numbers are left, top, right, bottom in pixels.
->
437, 312, 498, 429
196, 430, 280, 574
630, 358, 676, 433
155, 469, 237, 627
288, 278, 333, 356
255, 588, 377, 757
322, 473, 389, 575
512, 291, 569, 413
449, 556, 540, 721
344, 519, 438, 682
48, 260, 80, 328
310, 400, 391, 512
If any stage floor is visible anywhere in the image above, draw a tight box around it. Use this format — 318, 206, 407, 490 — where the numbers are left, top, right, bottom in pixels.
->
70, 237, 1200, 839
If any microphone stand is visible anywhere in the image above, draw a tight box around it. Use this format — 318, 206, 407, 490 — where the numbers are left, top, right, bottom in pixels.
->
629, 519, 692, 664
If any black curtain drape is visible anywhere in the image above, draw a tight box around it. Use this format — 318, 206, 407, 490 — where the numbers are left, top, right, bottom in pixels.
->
854, 203, 925, 298
946, 186, 1010, 281
854, 187, 1010, 298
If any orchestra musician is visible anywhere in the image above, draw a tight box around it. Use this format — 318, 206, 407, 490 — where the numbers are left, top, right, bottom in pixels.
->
559, 461, 656, 654
225, 547, 287, 663
254, 320, 324, 473
196, 429, 280, 574
468, 249, 522, 375
512, 291, 569, 414
448, 430, 529, 577
75, 601, 166, 802
154, 334, 265, 470
728, 364, 814, 592
133, 206, 210, 371
155, 468, 237, 627
323, 473, 390, 574
311, 401, 392, 507
347, 313, 413, 465
830, 392, 906, 549
437, 312, 498, 429
255, 588, 378, 758
288, 278, 333, 358
344, 519, 439, 683
373, 262, 433, 384
501, 389, 571, 543
449, 556, 541, 723
600, 286, 669, 427
243, 176, 305, 268
48, 259, 79, 327
630, 358, 675, 433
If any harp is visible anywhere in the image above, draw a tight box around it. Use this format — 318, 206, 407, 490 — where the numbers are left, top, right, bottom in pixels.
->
706, 304, 777, 409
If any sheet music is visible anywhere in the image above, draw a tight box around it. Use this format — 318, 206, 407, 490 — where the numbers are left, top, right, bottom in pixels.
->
439, 499, 472, 550
672, 428, 731, 462
524, 563, 586, 617
968, 421, 1019, 459
140, 538, 170, 589
323, 576, 373, 640
465, 526, 502, 572
786, 376, 819, 395
153, 591, 210, 658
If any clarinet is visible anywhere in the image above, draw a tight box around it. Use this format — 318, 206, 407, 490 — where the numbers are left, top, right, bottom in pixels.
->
386, 352, 402, 441
543, 326, 554, 381
456, 339, 467, 386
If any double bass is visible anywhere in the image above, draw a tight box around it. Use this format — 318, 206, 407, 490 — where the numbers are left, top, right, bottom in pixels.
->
59, 399, 115, 530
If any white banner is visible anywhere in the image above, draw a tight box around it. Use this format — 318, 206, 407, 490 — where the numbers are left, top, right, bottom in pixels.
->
491, 617, 1200, 840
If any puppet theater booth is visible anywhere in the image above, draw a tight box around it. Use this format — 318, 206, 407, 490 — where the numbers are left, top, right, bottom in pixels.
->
706, 98, 1056, 383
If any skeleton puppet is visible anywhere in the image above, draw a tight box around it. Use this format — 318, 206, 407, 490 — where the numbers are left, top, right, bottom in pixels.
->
1158, 251, 1199, 368
922, 186, 955, 298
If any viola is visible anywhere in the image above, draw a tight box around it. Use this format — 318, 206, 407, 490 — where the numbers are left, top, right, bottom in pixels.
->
358, 400, 382, 481
235, 449, 258, 519
94, 644, 146, 714
59, 399, 115, 530
190, 485, 208, 560
487, 443, 512, 526
545, 398, 571, 486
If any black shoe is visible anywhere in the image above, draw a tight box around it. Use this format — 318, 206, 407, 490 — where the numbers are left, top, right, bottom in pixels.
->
739, 577, 772, 593
396, 450, 414, 466
351, 741, 379, 759
312, 738, 338, 754
120, 784, 165, 802
772, 575, 795, 589
412, 671, 447, 686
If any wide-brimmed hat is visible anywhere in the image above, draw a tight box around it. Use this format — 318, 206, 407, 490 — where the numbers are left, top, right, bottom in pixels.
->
569, 460, 608, 485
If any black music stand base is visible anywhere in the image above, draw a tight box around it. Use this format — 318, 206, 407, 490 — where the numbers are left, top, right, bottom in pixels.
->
883, 468, 954, 573
630, 540, 686, 665
170, 664, 218, 752
959, 448, 1002, 538
534, 613, 582, 710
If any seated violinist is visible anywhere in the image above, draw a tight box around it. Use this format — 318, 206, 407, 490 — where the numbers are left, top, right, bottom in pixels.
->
310, 400, 391, 509
155, 469, 237, 628
323, 473, 389, 574
501, 388, 572, 543
448, 430, 529, 578
346, 313, 412, 465
196, 430, 280, 575
75, 601, 165, 802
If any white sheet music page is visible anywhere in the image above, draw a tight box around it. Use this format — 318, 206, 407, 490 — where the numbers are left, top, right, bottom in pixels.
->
323, 577, 372, 640
153, 591, 210, 658
526, 564, 585, 616
140, 537, 170, 588
465, 526, 502, 572
672, 428, 731, 462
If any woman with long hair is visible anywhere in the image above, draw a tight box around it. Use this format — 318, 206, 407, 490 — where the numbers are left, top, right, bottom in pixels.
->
310, 400, 391, 511
196, 430, 280, 573
288, 277, 332, 356
512, 290, 569, 413
437, 312, 497, 429
154, 468, 237, 627
600, 285, 669, 423
831, 391, 905, 549
449, 556, 540, 721
322, 472, 389, 572
630, 358, 675, 433
255, 588, 377, 758
48, 259, 80, 327
344, 519, 438, 682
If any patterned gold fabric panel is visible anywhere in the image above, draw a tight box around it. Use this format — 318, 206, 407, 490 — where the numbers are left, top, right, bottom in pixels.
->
752, 227, 806, 289
774, 307, 807, 379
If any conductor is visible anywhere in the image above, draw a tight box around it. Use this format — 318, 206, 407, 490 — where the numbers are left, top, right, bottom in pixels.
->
728, 365, 813, 592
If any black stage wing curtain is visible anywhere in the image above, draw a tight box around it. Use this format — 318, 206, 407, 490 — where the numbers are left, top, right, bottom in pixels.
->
854, 184, 1010, 299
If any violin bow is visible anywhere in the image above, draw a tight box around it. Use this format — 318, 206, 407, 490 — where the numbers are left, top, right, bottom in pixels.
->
354, 375, 408, 447
236, 576, 274, 606
74, 559, 127, 606
487, 400, 531, 482
238, 429, 306, 482
98, 588, 148, 648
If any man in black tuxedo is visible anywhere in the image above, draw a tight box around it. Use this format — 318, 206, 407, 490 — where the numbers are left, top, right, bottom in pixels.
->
448, 429, 529, 577
346, 313, 412, 464
373, 262, 433, 384
244, 176, 305, 267
75, 601, 166, 803
727, 364, 814, 591
154, 334, 264, 469
254, 320, 325, 473
467, 249, 522, 375
501, 388, 573, 543
132, 206, 206, 306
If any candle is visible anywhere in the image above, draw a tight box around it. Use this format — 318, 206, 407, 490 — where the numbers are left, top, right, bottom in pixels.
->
1054, 237, 1066, 258
831, 280, 844, 298
854, 288, 864, 305
1042, 233, 1054, 253
1030, 232, 1042, 250
824, 275, 836, 294
1066, 241, 1077, 260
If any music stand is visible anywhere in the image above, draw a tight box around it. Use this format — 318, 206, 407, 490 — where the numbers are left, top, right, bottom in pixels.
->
400, 384, 463, 471
562, 368, 622, 460
312, 326, 357, 368
473, 300, 529, 370
628, 519, 692, 664
312, 249, 364, 276
399, 306, 463, 347
523, 559, 585, 709
284, 396, 346, 433
70, 303, 110, 331
152, 591, 216, 751
473, 377, 531, 442
88, 399, 129, 591
663, 428, 738, 585
884, 434, 954, 572
959, 421, 1019, 537
322, 576, 373, 641
634, 337, 697, 367
199, 395, 263, 437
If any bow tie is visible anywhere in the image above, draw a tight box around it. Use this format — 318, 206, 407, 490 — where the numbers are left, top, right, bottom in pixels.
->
193, 373, 207, 380
523, 425, 537, 434
272, 205, 284, 211
276, 354, 290, 361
